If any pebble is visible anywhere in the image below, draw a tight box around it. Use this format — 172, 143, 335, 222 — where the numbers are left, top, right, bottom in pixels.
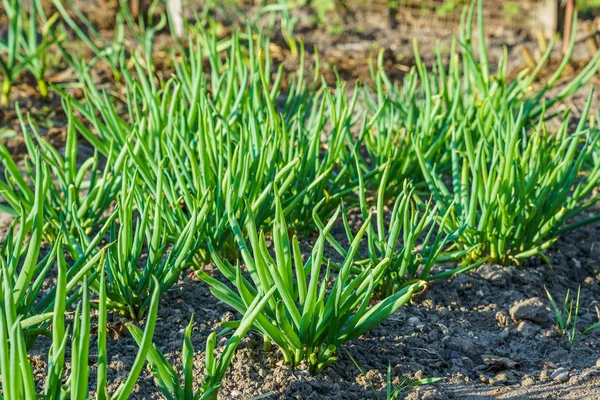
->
490, 372, 509, 386
495, 311, 509, 326
408, 316, 421, 326
551, 368, 570, 383
542, 329, 559, 338
521, 376, 535, 386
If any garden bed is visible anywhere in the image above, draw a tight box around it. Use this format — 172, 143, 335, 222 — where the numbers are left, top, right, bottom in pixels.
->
1, 1, 600, 399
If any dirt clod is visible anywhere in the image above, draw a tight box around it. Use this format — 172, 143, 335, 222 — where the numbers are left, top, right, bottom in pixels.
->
509, 297, 548, 324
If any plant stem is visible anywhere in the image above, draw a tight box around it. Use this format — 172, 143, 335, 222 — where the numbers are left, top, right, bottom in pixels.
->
1, 78, 11, 106
37, 79, 49, 99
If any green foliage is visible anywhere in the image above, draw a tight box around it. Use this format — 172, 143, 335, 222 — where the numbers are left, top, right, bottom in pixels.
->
346, 349, 445, 400
544, 285, 600, 343
2, 0, 600, 395
0, 158, 113, 346
53, 0, 125, 79
319, 174, 481, 297
360, 1, 600, 196
62, 27, 362, 263
546, 285, 581, 345
100, 168, 202, 320
199, 194, 425, 374
579, 0, 600, 11
416, 94, 600, 265
0, 255, 161, 400
0, 0, 61, 104
0, 101, 122, 240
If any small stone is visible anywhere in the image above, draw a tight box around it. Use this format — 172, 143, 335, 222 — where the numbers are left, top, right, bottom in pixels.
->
542, 329, 559, 338
510, 297, 548, 324
521, 376, 535, 386
475, 264, 507, 287
551, 368, 569, 383
596, 359, 600, 368
408, 316, 421, 326
490, 372, 509, 386
539, 369, 550, 382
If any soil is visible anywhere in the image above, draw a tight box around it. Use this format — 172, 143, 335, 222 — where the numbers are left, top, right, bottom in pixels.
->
3, 1, 600, 399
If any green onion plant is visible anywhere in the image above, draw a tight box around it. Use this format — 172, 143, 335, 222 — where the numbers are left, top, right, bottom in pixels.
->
0, 0, 61, 104
0, 255, 160, 399
416, 92, 600, 265
319, 169, 481, 297
99, 168, 203, 320
0, 100, 122, 240
53, 0, 126, 80
0, 159, 117, 346
62, 27, 363, 262
545, 285, 580, 345
199, 193, 425, 374
359, 0, 600, 196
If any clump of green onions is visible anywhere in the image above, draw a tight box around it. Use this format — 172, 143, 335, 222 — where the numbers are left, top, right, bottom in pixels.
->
98, 167, 203, 320
0, 157, 114, 347
0, 250, 161, 399
416, 91, 600, 265
359, 0, 600, 197
318, 167, 481, 297
62, 27, 361, 263
199, 193, 425, 374
0, 101, 122, 241
0, 0, 61, 104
